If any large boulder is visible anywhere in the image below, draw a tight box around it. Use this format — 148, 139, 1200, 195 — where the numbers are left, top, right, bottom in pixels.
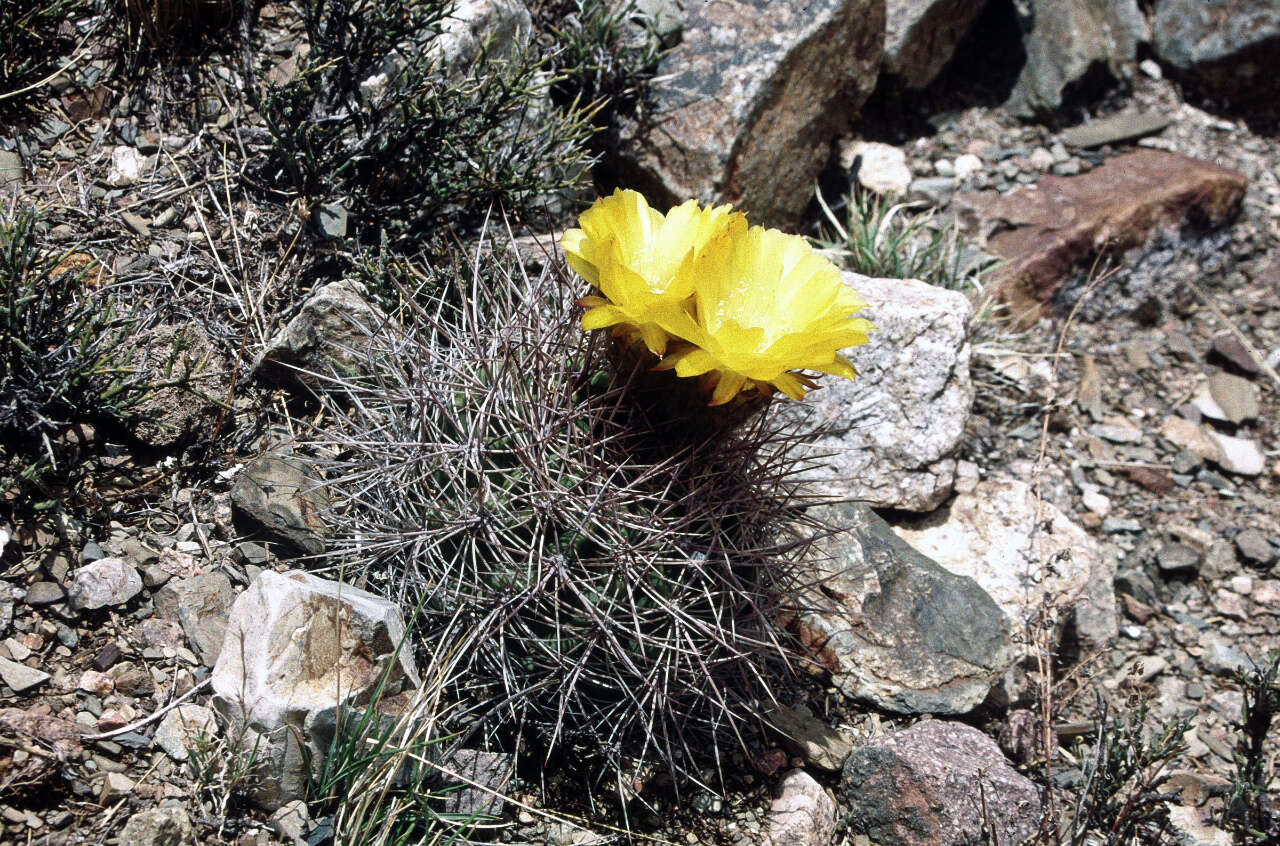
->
894, 477, 1119, 653
1153, 0, 1280, 123
841, 720, 1043, 846
788, 502, 1016, 715
955, 150, 1248, 322
781, 273, 973, 512
1006, 0, 1147, 118
882, 0, 987, 89
617, 0, 885, 227
211, 571, 419, 809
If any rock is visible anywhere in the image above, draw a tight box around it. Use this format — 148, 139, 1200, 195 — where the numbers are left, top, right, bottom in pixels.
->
154, 704, 217, 762
211, 570, 419, 809
154, 572, 236, 666
1209, 331, 1260, 375
118, 807, 196, 846
1007, 0, 1146, 118
430, 0, 532, 70
955, 150, 1247, 321
0, 150, 23, 188
252, 280, 395, 393
1234, 529, 1275, 566
612, 0, 684, 47
1158, 543, 1201, 574
110, 323, 233, 448
106, 146, 144, 187
312, 203, 347, 240
841, 720, 1042, 846
789, 502, 1015, 715
99, 771, 135, 802
24, 581, 65, 606
1090, 418, 1142, 443
895, 478, 1118, 651
1201, 634, 1248, 676
767, 703, 853, 772
268, 800, 311, 846
230, 454, 329, 556
1205, 432, 1265, 476
439, 749, 515, 818
780, 273, 972, 511
1161, 416, 1224, 462
1059, 110, 1173, 148
616, 0, 885, 226
1165, 803, 1233, 846
78, 670, 114, 696
1153, 0, 1280, 123
1206, 372, 1259, 423
0, 708, 83, 761
67, 558, 143, 610
0, 656, 50, 693
846, 141, 912, 196
882, 0, 987, 89
908, 176, 955, 207
762, 770, 837, 846
953, 153, 982, 179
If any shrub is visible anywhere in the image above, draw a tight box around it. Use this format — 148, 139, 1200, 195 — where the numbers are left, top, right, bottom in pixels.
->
248, 0, 595, 246
308, 237, 817, 793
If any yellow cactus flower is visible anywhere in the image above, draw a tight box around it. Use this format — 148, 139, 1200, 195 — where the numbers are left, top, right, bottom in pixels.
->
653, 224, 873, 404
560, 189, 741, 355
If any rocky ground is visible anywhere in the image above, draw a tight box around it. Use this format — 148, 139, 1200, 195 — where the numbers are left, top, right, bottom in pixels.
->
2, 1, 1279, 845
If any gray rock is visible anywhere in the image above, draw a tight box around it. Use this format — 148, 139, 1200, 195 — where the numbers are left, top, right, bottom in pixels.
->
1059, 110, 1172, 148
1207, 371, 1259, 423
0, 656, 50, 693
767, 702, 853, 772
24, 581, 65, 606
153, 704, 218, 762
1007, 0, 1146, 118
1153, 0, 1280, 120
231, 454, 329, 556
780, 273, 972, 512
68, 558, 143, 610
908, 176, 956, 207
790, 502, 1015, 715
617, 0, 885, 226
1234, 529, 1275, 566
841, 720, 1042, 846
612, 0, 684, 47
211, 570, 419, 810
1158, 543, 1201, 574
109, 323, 233, 448
118, 807, 196, 846
154, 572, 235, 666
0, 150, 23, 188
431, 0, 533, 70
440, 748, 515, 818
762, 769, 837, 846
269, 800, 312, 846
1201, 634, 1248, 676
252, 280, 395, 393
895, 477, 1119, 652
312, 203, 348, 240
883, 0, 987, 89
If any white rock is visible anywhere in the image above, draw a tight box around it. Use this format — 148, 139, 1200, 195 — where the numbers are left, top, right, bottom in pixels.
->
430, 0, 532, 70
1229, 574, 1254, 595
895, 477, 1119, 650
845, 141, 913, 196
761, 770, 837, 846
1081, 489, 1111, 517
1206, 431, 1265, 476
1166, 804, 1232, 846
1029, 147, 1055, 171
154, 704, 218, 762
212, 570, 419, 809
68, 558, 143, 610
106, 146, 145, 187
954, 153, 983, 179
0, 656, 49, 693
781, 273, 973, 511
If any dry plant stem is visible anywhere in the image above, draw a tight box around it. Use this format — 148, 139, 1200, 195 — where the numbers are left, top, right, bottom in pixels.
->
80, 677, 212, 741
1034, 255, 1116, 844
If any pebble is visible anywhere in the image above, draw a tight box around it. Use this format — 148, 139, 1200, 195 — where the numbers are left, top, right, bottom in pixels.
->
1229, 575, 1254, 595
1209, 332, 1260, 375
1081, 489, 1111, 517
1102, 517, 1142, 534
24, 582, 65, 606
1206, 431, 1265, 476
67, 558, 143, 610
1234, 529, 1275, 565
79, 670, 115, 695
1206, 372, 1259, 423
0, 656, 50, 693
1157, 543, 1201, 573
1090, 419, 1143, 444
99, 771, 135, 803
953, 153, 983, 179
80, 542, 106, 564
1201, 635, 1249, 676
933, 158, 954, 177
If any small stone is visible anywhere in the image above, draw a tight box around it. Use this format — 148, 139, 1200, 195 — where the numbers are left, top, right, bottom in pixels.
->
1081, 489, 1111, 517
99, 771, 135, 803
1102, 517, 1142, 534
118, 807, 196, 846
1139, 58, 1162, 79
762, 770, 836, 846
953, 153, 983, 180
1060, 111, 1172, 149
313, 203, 348, 239
1206, 372, 1259, 423
269, 800, 311, 846
1090, 418, 1143, 444
908, 176, 955, 207
121, 211, 150, 238
1028, 147, 1054, 171
24, 582, 65, 606
1201, 634, 1248, 676
0, 656, 49, 692
3, 637, 30, 661
1209, 332, 1261, 375
80, 542, 106, 564
1234, 529, 1275, 565
1206, 431, 1265, 476
1158, 543, 1201, 574
1212, 589, 1248, 620
154, 704, 217, 762
106, 146, 144, 187
847, 141, 912, 196
1185, 682, 1204, 700
67, 558, 143, 609
1229, 575, 1253, 595
78, 670, 115, 696
0, 150, 24, 188
1166, 804, 1232, 846
933, 158, 954, 177
96, 710, 129, 733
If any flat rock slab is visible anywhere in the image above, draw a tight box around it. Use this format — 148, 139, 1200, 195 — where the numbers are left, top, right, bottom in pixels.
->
1059, 110, 1173, 148
789, 502, 1015, 715
0, 656, 50, 693
956, 150, 1247, 322
617, 0, 884, 226
231, 454, 330, 556
841, 720, 1042, 846
780, 273, 973, 512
